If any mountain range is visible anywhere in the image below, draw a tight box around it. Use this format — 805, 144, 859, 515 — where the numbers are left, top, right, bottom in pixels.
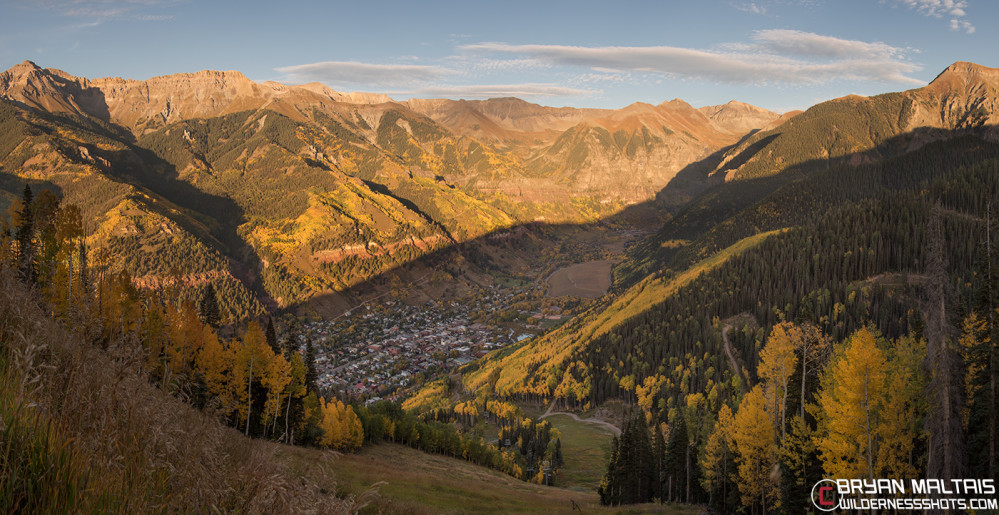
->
2, 60, 997, 321
0, 59, 782, 317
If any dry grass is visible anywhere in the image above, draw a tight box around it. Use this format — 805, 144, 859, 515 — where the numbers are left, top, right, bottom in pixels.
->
0, 268, 353, 513
298, 442, 609, 514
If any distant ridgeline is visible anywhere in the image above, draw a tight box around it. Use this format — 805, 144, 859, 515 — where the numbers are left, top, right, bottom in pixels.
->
0, 60, 781, 318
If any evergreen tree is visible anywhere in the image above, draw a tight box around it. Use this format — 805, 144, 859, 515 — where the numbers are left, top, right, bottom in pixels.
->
198, 282, 221, 328
304, 336, 318, 394
78, 241, 88, 296
265, 316, 280, 354
651, 423, 667, 502
964, 201, 999, 479
598, 435, 622, 506
15, 184, 34, 284
664, 414, 689, 503
599, 410, 654, 506
283, 319, 300, 358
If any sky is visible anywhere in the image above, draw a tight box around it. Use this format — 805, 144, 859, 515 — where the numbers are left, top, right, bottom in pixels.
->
0, 0, 995, 112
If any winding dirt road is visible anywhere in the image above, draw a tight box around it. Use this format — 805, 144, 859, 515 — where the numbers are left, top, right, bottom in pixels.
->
540, 400, 621, 436
722, 323, 750, 387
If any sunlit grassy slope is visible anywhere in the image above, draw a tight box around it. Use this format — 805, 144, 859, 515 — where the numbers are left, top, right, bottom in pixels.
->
454, 229, 786, 399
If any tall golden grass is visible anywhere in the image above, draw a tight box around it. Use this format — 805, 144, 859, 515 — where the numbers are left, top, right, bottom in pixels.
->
0, 268, 359, 513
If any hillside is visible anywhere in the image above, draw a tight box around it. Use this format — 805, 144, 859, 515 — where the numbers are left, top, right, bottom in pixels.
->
620, 61, 999, 283
406, 61, 999, 511
0, 60, 780, 319
429, 61, 999, 409
2, 265, 686, 513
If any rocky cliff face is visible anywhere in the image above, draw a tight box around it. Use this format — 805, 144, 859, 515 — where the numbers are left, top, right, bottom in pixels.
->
907, 61, 999, 131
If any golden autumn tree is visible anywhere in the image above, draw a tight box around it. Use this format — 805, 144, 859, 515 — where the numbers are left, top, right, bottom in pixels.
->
759, 322, 799, 440
282, 351, 307, 443
730, 386, 778, 510
260, 350, 291, 437
319, 397, 363, 451
166, 301, 205, 376
876, 335, 926, 479
41, 203, 83, 316
233, 322, 269, 435
196, 325, 236, 416
700, 404, 735, 504
814, 327, 886, 480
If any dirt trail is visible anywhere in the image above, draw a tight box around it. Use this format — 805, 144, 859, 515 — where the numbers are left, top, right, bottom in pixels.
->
722, 323, 750, 387
540, 400, 621, 436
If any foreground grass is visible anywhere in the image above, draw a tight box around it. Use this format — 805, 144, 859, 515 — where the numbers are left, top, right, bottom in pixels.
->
278, 442, 703, 514
0, 270, 351, 512
280, 442, 602, 514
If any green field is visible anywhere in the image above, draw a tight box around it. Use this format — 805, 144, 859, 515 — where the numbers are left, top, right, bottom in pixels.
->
545, 414, 616, 490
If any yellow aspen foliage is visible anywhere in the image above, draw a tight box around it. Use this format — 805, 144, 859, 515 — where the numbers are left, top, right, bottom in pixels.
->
876, 335, 926, 479
731, 385, 778, 510
700, 404, 734, 494
814, 327, 886, 480
779, 415, 815, 494
99, 271, 142, 339
196, 325, 236, 415
344, 405, 363, 450
166, 301, 204, 376
260, 350, 291, 431
232, 322, 269, 427
759, 322, 800, 438
318, 397, 344, 449
636, 375, 665, 423
319, 397, 363, 451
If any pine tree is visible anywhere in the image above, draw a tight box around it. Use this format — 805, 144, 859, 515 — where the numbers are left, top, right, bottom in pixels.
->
78, 241, 88, 297
651, 424, 667, 502
599, 435, 622, 506
198, 282, 221, 328
15, 184, 34, 284
664, 414, 689, 503
964, 200, 999, 479
304, 336, 318, 394
265, 316, 280, 354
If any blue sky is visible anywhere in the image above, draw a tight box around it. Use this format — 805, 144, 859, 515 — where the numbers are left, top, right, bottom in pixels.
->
1, 0, 994, 112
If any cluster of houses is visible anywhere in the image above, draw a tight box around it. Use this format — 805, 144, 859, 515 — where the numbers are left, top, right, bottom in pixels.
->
302, 293, 533, 402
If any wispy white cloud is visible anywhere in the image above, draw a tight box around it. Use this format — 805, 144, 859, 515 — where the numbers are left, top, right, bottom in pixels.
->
895, 0, 975, 33
749, 29, 905, 59
732, 2, 767, 14
18, 0, 180, 25
462, 31, 923, 86
388, 83, 596, 99
276, 61, 455, 87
